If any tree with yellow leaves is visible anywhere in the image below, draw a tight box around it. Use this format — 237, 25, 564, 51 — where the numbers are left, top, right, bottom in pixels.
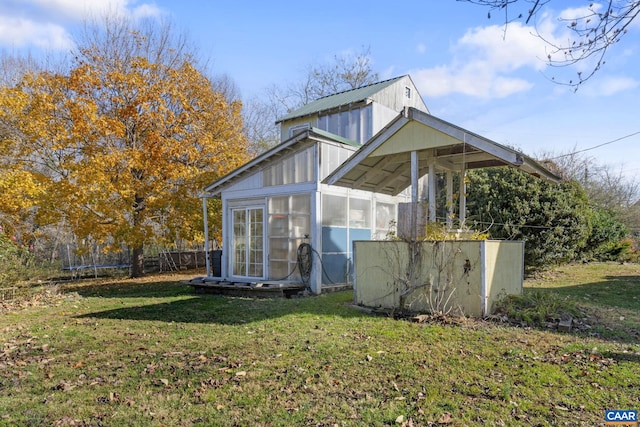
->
0, 17, 248, 277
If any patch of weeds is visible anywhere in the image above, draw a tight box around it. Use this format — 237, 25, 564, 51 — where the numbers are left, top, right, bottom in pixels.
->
494, 290, 582, 327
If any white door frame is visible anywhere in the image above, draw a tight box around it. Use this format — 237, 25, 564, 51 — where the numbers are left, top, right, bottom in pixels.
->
229, 205, 266, 280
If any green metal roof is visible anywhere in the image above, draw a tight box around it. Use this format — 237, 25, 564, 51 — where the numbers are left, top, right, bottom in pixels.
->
310, 127, 360, 147
276, 75, 407, 123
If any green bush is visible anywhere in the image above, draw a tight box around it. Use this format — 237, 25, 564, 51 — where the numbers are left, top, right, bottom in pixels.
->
582, 207, 629, 261
494, 290, 581, 327
466, 168, 592, 270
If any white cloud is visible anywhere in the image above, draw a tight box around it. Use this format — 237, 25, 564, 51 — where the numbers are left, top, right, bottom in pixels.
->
410, 3, 637, 99
412, 66, 533, 99
132, 3, 164, 20
416, 43, 426, 54
0, 16, 73, 50
0, 0, 164, 51
457, 23, 549, 71
412, 22, 546, 99
28, 0, 130, 21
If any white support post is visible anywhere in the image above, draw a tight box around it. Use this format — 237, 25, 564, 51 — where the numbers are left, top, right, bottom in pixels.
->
459, 166, 467, 225
202, 198, 210, 277
411, 151, 419, 204
428, 161, 436, 223
446, 171, 453, 228
411, 151, 419, 241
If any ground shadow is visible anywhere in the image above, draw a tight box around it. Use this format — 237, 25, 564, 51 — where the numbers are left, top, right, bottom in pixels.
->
527, 276, 639, 344
603, 350, 640, 364
63, 276, 197, 299
73, 281, 366, 325
529, 276, 639, 312
68, 273, 639, 343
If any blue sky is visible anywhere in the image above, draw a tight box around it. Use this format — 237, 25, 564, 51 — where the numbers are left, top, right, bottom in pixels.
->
1, 0, 639, 179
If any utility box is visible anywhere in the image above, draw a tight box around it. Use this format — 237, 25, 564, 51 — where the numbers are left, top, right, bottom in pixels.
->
211, 250, 222, 277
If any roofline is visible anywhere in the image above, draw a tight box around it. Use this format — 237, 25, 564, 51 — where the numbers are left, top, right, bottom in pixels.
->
323, 113, 410, 187
324, 107, 560, 187
201, 128, 358, 198
406, 108, 560, 183
275, 75, 409, 124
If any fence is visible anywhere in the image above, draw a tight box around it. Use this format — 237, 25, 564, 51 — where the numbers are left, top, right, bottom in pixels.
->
159, 251, 208, 272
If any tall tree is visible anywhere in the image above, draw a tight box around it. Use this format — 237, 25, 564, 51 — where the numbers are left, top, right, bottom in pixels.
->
0, 16, 248, 277
459, 0, 640, 87
540, 148, 639, 229
0, 54, 46, 242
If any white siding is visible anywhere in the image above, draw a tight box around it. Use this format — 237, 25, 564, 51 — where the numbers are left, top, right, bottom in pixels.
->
225, 171, 262, 193
372, 102, 400, 137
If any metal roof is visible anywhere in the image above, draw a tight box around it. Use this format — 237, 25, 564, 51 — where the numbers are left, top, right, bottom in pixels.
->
323, 108, 560, 196
276, 75, 407, 123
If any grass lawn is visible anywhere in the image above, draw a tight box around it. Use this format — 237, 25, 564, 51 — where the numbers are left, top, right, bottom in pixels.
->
0, 263, 638, 426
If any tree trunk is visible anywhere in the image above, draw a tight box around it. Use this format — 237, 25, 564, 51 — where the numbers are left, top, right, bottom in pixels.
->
130, 244, 145, 278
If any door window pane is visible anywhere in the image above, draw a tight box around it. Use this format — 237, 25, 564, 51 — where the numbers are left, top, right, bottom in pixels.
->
232, 207, 264, 278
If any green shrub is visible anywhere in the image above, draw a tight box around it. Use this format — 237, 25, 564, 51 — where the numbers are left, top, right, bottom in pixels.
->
494, 290, 581, 327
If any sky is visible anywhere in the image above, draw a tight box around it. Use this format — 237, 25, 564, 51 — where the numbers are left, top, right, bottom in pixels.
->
1, 0, 639, 180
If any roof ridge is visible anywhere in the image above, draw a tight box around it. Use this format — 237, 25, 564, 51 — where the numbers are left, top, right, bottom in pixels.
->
277, 75, 410, 123
314, 74, 407, 101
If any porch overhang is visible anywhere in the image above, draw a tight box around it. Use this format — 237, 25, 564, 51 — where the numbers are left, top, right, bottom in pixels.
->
323, 107, 560, 195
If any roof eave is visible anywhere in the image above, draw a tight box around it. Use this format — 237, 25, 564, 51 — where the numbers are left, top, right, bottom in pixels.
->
202, 129, 359, 198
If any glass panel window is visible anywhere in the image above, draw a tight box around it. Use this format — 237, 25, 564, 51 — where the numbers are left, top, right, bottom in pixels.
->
268, 194, 311, 281
362, 105, 372, 142
317, 115, 328, 131
376, 202, 395, 230
294, 150, 309, 182
232, 207, 264, 278
340, 111, 349, 139
291, 194, 310, 214
328, 112, 339, 135
349, 108, 360, 142
322, 194, 347, 226
349, 197, 371, 228
269, 196, 288, 214
319, 106, 372, 144
263, 146, 314, 186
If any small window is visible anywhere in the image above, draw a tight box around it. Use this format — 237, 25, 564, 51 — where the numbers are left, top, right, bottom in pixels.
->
289, 123, 310, 138
405, 87, 411, 98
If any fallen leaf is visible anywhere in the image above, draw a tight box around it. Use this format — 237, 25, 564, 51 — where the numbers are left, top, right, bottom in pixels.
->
438, 413, 453, 424
395, 415, 405, 424
160, 378, 169, 386
235, 371, 246, 377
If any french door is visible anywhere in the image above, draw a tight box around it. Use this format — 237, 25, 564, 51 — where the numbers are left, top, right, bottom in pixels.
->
231, 207, 264, 278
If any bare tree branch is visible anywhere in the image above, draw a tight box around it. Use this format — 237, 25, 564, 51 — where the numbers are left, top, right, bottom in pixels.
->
459, 0, 640, 88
